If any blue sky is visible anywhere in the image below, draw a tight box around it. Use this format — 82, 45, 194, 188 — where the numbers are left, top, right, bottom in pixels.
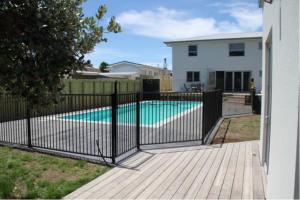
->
83, 0, 262, 69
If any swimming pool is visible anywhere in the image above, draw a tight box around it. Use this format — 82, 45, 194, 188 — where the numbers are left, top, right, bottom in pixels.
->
62, 100, 202, 126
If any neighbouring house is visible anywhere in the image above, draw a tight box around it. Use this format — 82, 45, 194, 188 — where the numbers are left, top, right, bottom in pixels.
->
165, 32, 263, 92
107, 61, 172, 91
71, 64, 105, 79
259, 0, 299, 199
107, 61, 172, 78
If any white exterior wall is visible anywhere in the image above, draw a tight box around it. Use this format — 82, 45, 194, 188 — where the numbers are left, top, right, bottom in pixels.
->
260, 0, 299, 198
169, 38, 262, 92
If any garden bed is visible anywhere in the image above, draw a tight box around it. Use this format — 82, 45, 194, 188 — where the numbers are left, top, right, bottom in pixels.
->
212, 115, 260, 144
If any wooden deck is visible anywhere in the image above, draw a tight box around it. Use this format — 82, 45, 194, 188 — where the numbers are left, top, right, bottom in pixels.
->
64, 140, 266, 199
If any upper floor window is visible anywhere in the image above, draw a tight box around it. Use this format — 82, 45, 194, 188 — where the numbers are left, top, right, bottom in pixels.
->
187, 71, 200, 82
188, 45, 197, 56
154, 72, 159, 76
229, 43, 245, 56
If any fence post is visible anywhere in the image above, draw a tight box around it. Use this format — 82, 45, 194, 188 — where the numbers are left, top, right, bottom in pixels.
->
114, 81, 118, 94
111, 92, 117, 164
250, 89, 256, 113
202, 91, 206, 143
26, 105, 32, 148
136, 92, 140, 150
219, 90, 223, 118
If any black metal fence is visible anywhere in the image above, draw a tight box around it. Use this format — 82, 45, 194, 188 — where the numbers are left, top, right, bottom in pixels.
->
250, 90, 261, 114
0, 94, 113, 159
0, 90, 223, 163
202, 90, 223, 142
139, 92, 203, 145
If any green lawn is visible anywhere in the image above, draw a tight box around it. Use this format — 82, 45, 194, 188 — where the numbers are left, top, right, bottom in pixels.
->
212, 115, 261, 144
0, 147, 110, 199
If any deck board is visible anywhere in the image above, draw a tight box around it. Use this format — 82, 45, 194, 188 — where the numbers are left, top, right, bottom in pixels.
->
64, 141, 266, 200
169, 149, 212, 199
206, 143, 234, 199
195, 144, 228, 199
230, 142, 246, 199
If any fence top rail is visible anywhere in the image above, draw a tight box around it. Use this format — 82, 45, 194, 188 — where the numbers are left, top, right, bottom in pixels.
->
0, 92, 204, 100
202, 89, 223, 93
116, 92, 138, 95
142, 92, 203, 95
60, 93, 113, 97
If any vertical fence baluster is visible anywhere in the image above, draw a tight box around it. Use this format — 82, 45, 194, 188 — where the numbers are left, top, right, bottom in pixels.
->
26, 104, 32, 148
111, 88, 118, 164
136, 92, 140, 150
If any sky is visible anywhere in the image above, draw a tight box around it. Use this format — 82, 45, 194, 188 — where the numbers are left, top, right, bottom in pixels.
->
83, 0, 262, 69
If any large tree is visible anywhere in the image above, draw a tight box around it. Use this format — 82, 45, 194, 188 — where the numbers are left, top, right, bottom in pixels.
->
99, 61, 109, 72
0, 0, 121, 106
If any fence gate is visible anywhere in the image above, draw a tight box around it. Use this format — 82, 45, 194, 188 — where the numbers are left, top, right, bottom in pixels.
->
112, 93, 138, 162
143, 79, 160, 93
138, 92, 203, 146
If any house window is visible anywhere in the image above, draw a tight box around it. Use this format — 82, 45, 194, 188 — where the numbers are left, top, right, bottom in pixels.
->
259, 70, 262, 77
229, 43, 245, 56
188, 45, 197, 56
154, 72, 159, 76
187, 71, 200, 82
259, 42, 262, 50
149, 71, 152, 75
187, 72, 193, 82
194, 72, 200, 82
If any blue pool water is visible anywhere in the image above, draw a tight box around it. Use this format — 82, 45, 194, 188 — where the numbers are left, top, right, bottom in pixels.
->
63, 101, 201, 126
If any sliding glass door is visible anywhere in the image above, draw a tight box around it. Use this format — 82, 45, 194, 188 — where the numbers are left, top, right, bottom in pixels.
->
243, 72, 251, 92
225, 72, 233, 91
223, 71, 251, 92
234, 72, 242, 92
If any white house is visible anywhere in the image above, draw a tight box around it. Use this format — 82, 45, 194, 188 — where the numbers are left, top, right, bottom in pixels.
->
259, 0, 299, 199
107, 61, 171, 78
165, 32, 262, 92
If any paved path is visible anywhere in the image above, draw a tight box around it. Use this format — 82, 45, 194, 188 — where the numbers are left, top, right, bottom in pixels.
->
64, 140, 266, 199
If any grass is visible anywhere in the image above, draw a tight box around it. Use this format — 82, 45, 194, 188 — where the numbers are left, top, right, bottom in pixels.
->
0, 147, 110, 199
212, 115, 261, 144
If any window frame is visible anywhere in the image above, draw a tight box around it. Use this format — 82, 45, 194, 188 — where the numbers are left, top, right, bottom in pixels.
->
229, 43, 245, 56
187, 71, 193, 82
188, 45, 198, 57
186, 71, 200, 82
193, 72, 200, 82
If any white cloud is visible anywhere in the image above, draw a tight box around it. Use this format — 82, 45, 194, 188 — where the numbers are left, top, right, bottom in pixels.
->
218, 3, 262, 32
117, 4, 262, 39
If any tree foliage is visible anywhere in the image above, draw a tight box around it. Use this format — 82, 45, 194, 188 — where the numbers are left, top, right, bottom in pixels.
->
0, 0, 121, 106
99, 61, 109, 72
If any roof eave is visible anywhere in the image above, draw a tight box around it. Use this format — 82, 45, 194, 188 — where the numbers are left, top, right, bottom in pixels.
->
164, 36, 262, 45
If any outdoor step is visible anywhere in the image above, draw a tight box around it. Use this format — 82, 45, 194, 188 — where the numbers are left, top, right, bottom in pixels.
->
224, 98, 246, 103
224, 99, 247, 104
224, 96, 247, 100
